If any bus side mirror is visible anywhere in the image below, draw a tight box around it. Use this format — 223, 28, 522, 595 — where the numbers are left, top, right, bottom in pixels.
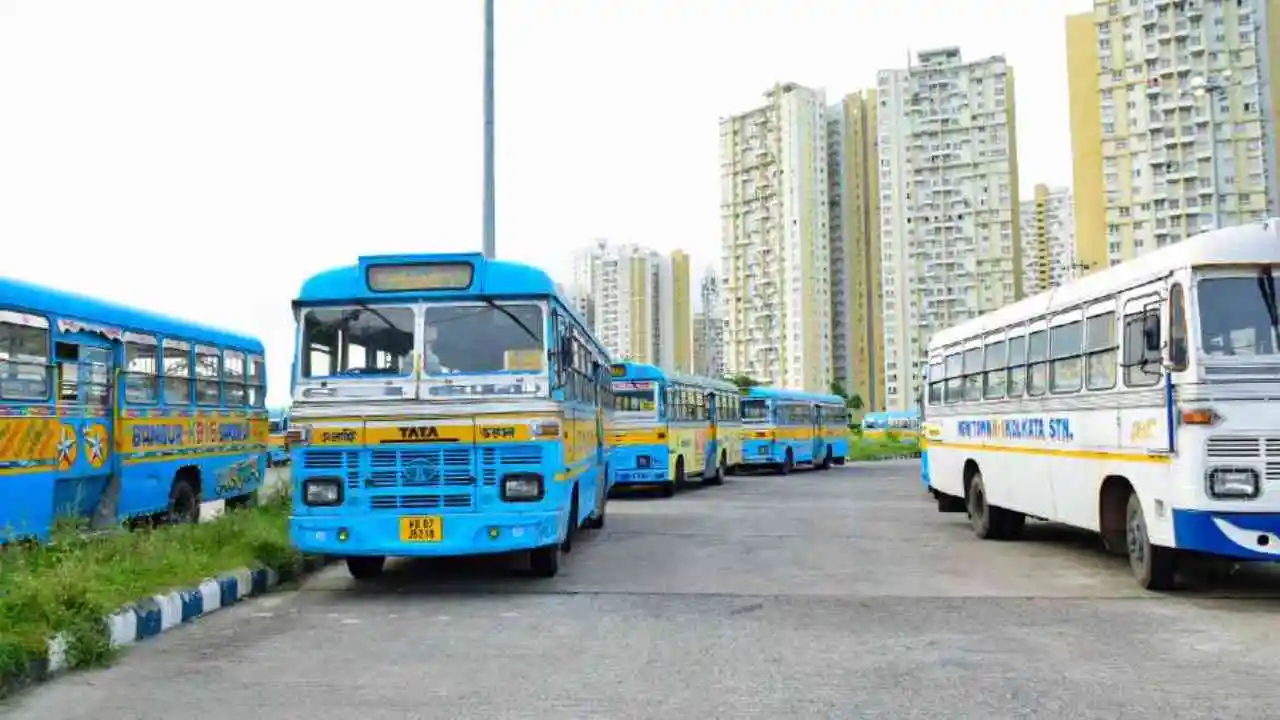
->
1142, 312, 1161, 354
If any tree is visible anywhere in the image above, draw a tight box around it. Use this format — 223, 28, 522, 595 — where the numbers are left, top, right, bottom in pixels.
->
726, 374, 761, 390
830, 381, 863, 411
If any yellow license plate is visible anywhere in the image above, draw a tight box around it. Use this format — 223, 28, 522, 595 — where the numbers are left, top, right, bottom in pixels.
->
398, 516, 443, 542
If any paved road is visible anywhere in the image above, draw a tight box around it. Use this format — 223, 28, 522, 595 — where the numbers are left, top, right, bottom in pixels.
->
7, 461, 1280, 719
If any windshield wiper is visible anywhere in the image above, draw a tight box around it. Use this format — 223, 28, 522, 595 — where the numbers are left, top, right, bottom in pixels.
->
483, 298, 542, 345
1256, 267, 1280, 352
339, 302, 402, 333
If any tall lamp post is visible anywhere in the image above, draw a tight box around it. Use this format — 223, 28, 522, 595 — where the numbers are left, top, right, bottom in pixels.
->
1190, 71, 1231, 231
482, 0, 496, 258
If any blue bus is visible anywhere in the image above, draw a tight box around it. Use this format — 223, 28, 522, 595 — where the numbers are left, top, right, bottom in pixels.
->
859, 410, 920, 441
738, 387, 848, 473
0, 275, 269, 543
267, 406, 290, 466
286, 253, 613, 579
608, 361, 741, 497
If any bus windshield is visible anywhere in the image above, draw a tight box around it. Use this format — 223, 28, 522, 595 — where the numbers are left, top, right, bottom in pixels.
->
424, 303, 545, 374
613, 381, 656, 413
1198, 268, 1280, 357
741, 399, 769, 423
302, 305, 415, 378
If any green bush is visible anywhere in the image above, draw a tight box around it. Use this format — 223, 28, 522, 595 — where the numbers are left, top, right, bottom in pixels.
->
0, 492, 294, 683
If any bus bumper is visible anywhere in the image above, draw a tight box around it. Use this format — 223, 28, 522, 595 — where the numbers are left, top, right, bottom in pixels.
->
740, 441, 782, 466
289, 510, 564, 558
1171, 510, 1280, 562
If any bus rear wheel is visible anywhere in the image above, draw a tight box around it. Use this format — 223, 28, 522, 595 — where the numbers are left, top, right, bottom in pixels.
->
346, 555, 385, 580
1126, 491, 1178, 590
705, 453, 725, 486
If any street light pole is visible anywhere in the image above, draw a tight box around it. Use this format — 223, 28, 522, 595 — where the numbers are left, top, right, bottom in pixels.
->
1191, 72, 1230, 230
482, 0, 496, 259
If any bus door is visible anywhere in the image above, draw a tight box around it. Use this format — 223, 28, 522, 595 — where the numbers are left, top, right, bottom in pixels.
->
50, 333, 116, 526
704, 391, 717, 476
811, 404, 823, 462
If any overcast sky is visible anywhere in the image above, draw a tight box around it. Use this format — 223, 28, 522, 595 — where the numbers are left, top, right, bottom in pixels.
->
0, 0, 1090, 405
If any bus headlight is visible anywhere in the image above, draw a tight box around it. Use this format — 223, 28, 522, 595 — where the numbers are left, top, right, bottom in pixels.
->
502, 473, 544, 502
1206, 466, 1260, 500
303, 478, 343, 506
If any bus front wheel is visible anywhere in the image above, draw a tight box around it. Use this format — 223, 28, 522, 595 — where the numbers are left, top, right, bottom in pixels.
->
966, 472, 1024, 540
346, 556, 385, 580
529, 544, 560, 577
1126, 491, 1177, 590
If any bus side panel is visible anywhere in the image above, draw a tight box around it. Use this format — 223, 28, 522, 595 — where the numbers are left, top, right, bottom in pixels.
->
0, 415, 60, 543
117, 409, 267, 517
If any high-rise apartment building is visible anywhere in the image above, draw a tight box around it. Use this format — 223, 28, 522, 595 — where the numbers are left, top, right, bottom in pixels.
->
827, 91, 885, 410
569, 240, 692, 371
693, 268, 727, 379
1066, 0, 1280, 270
657, 250, 693, 373
876, 47, 1023, 411
719, 82, 832, 391
1019, 184, 1077, 295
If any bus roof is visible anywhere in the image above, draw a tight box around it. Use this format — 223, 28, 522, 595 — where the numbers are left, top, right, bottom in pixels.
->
295, 252, 605, 357
930, 218, 1280, 352
0, 275, 263, 352
297, 253, 559, 303
744, 386, 846, 405
610, 361, 737, 392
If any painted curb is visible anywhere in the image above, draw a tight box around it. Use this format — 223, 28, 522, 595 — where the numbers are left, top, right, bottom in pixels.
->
0, 555, 331, 698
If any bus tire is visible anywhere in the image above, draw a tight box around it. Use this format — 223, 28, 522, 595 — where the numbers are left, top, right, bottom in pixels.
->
705, 453, 725, 486
585, 469, 607, 530
167, 476, 201, 525
562, 488, 578, 553
1126, 491, 1177, 590
966, 472, 1023, 540
529, 544, 560, 577
346, 556, 385, 580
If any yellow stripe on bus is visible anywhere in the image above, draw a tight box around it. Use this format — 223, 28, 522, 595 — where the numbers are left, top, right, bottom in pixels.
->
929, 440, 1171, 464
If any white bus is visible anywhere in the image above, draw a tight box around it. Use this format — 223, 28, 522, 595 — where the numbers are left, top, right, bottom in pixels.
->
924, 219, 1280, 590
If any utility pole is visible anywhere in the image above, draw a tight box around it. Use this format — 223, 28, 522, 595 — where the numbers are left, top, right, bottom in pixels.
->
482, 0, 496, 258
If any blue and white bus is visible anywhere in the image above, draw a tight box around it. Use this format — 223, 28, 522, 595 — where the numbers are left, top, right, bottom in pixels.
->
0, 275, 268, 543
607, 361, 741, 497
286, 253, 613, 579
738, 387, 848, 473
925, 220, 1280, 589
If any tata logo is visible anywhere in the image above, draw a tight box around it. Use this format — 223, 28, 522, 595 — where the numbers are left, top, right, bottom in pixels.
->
400, 457, 440, 486
399, 426, 440, 441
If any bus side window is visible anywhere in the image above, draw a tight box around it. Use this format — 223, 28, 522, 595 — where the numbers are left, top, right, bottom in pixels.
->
55, 342, 79, 403
1169, 283, 1188, 371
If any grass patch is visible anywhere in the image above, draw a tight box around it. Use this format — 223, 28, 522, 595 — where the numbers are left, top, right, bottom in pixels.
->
0, 490, 297, 684
846, 434, 921, 461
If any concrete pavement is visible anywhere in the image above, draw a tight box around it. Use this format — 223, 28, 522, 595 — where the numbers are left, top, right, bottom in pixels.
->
6, 461, 1279, 719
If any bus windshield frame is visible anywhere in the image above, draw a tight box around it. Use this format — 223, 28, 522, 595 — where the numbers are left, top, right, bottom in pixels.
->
613, 379, 658, 418
741, 398, 770, 423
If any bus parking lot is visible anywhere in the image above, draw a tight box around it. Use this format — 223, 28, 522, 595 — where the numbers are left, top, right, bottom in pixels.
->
9, 460, 1280, 719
